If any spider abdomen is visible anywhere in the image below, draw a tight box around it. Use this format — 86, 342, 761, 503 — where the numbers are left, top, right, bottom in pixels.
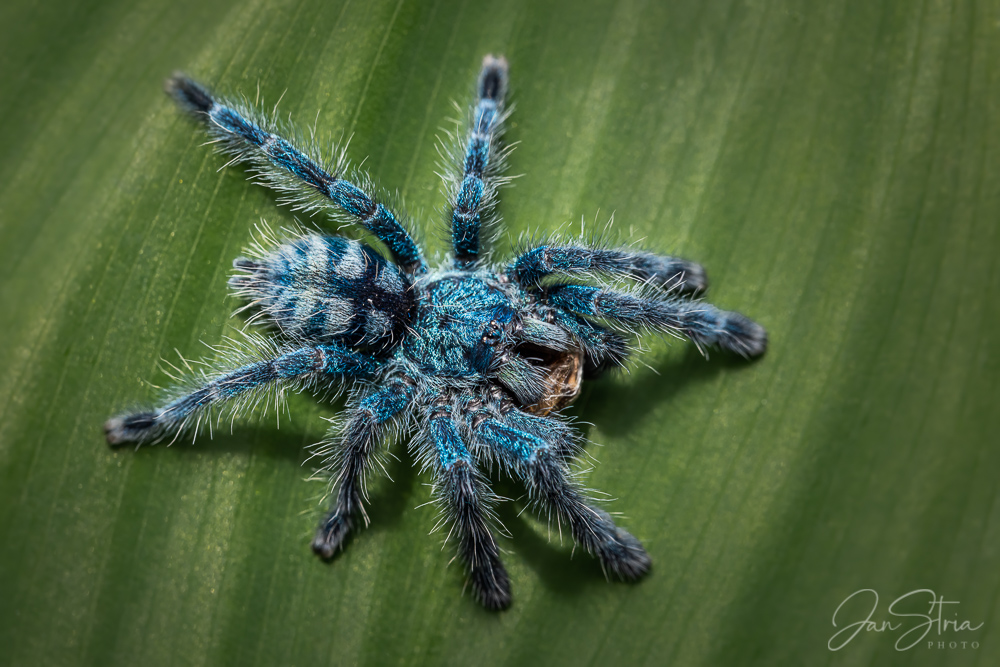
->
229, 234, 413, 349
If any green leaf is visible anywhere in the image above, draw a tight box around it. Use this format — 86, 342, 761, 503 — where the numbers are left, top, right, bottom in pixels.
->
2, 0, 997, 665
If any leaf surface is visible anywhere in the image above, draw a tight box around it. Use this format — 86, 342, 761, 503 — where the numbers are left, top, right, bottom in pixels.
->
1, 0, 998, 665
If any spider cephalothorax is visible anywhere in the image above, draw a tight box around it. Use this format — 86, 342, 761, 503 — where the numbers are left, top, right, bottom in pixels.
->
105, 55, 767, 610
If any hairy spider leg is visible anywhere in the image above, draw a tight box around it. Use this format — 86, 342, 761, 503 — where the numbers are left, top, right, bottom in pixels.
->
104, 344, 378, 445
547, 309, 630, 376
450, 55, 509, 266
428, 408, 510, 610
509, 244, 707, 294
479, 403, 583, 462
166, 75, 426, 273
472, 406, 651, 580
547, 284, 768, 358
312, 377, 416, 557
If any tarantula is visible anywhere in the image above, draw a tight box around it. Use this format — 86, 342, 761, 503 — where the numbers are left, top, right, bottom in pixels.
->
104, 55, 767, 610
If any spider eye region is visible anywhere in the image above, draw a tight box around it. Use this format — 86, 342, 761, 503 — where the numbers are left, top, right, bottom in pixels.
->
481, 320, 504, 344
404, 274, 517, 375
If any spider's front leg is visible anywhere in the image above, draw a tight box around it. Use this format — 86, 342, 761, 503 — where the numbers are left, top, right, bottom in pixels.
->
547, 284, 768, 358
510, 244, 708, 294
427, 402, 510, 610
312, 376, 416, 558
105, 343, 377, 445
473, 404, 651, 580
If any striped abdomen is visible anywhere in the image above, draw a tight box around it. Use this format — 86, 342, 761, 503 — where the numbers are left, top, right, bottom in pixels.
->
230, 235, 413, 350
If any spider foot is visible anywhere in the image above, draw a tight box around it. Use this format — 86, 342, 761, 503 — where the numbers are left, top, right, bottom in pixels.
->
312, 513, 353, 559
597, 527, 652, 582
470, 561, 512, 611
716, 311, 768, 359
104, 412, 158, 445
674, 260, 708, 294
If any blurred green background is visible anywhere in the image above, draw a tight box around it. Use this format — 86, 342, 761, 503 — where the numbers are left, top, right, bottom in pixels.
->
1, 0, 998, 665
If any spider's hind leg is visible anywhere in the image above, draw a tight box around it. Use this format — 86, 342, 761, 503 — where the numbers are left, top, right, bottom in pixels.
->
166, 75, 426, 273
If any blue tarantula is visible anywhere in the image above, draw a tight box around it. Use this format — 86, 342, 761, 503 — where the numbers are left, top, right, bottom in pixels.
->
105, 55, 767, 610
